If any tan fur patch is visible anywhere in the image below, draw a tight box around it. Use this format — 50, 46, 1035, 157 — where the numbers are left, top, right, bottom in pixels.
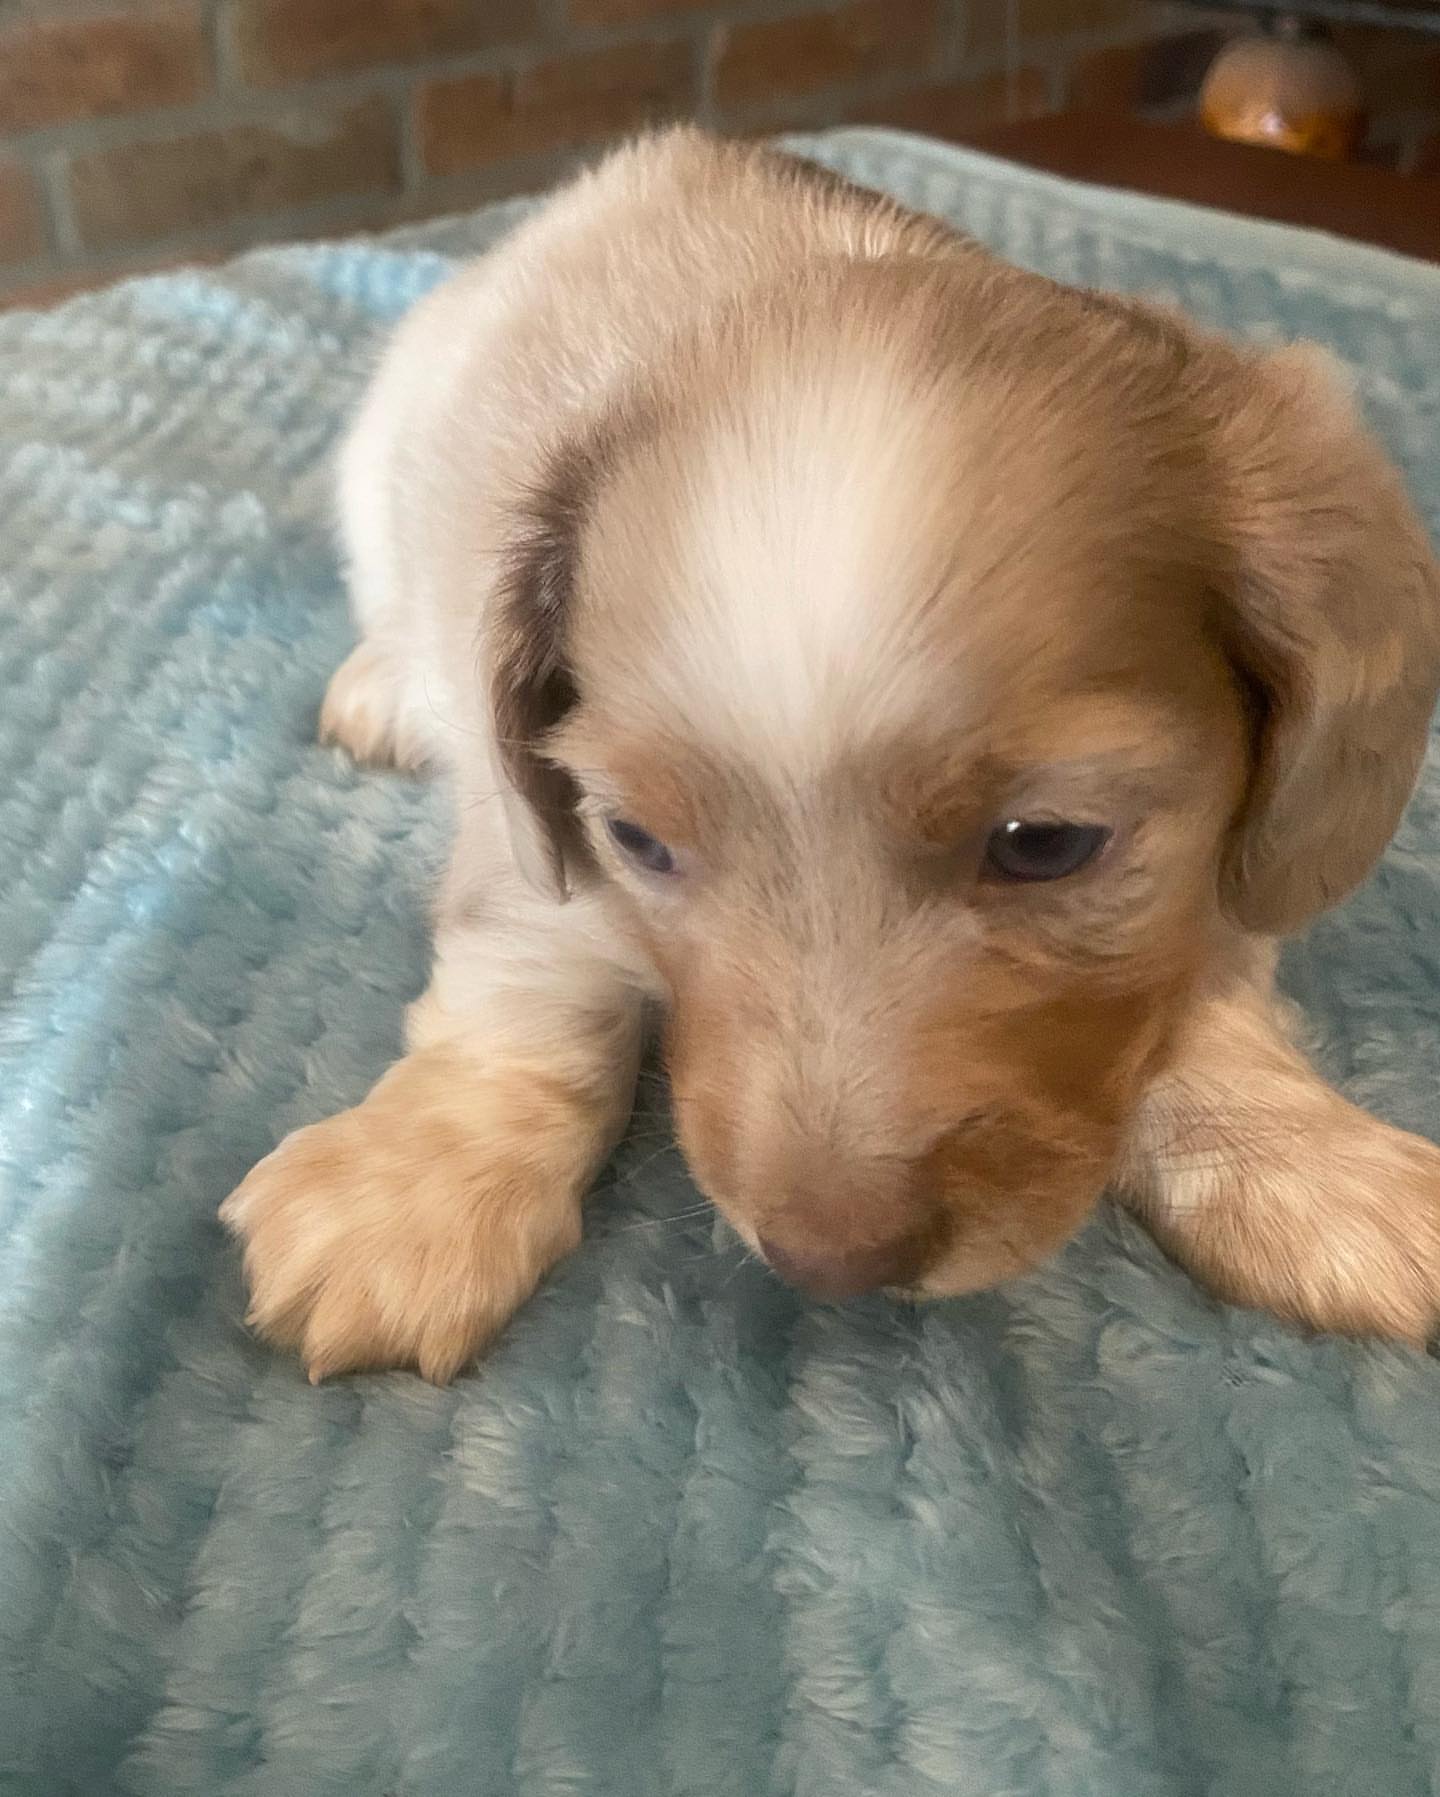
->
224, 126, 1440, 1376
1117, 977, 1440, 1343
221, 1048, 617, 1382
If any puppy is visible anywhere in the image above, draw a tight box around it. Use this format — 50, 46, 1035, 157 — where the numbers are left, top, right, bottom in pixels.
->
221, 127, 1440, 1383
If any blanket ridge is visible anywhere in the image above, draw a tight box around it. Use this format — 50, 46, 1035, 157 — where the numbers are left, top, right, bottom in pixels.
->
2, 128, 1440, 1797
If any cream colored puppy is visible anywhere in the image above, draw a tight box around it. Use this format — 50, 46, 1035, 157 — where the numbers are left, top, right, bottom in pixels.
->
221, 127, 1440, 1382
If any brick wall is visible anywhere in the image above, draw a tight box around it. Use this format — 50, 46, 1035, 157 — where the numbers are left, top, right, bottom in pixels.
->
0, 0, 1153, 306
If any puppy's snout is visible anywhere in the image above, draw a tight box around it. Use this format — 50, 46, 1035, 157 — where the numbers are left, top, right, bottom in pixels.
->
758, 1229, 924, 1299
745, 1133, 935, 1297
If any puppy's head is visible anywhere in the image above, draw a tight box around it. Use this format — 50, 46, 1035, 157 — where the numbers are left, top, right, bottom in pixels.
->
492, 262, 1440, 1300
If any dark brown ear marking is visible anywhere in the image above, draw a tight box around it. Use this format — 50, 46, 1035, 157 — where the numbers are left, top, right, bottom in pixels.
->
490, 434, 603, 898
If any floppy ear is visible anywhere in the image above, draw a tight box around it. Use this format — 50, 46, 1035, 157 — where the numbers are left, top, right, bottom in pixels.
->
1207, 343, 1440, 936
489, 440, 596, 901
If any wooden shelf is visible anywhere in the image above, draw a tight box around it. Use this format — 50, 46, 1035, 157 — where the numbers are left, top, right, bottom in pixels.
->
958, 112, 1440, 263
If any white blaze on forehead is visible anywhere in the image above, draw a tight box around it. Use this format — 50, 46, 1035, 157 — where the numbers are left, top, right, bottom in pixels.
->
628, 351, 960, 763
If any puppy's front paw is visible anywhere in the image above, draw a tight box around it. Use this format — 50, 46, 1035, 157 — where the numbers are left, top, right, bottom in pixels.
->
220, 1058, 586, 1383
1139, 1108, 1440, 1346
318, 641, 432, 771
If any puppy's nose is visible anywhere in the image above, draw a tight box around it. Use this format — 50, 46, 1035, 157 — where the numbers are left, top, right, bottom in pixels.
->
758, 1231, 922, 1300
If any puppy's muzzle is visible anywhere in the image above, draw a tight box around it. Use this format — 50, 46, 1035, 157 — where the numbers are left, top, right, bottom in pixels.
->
757, 1228, 926, 1299
749, 1141, 936, 1299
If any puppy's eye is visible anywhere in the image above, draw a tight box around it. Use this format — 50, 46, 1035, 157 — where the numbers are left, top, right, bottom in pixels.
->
605, 816, 678, 876
984, 819, 1111, 883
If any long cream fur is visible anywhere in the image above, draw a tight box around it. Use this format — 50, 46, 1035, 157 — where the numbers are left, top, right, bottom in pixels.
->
221, 128, 1440, 1381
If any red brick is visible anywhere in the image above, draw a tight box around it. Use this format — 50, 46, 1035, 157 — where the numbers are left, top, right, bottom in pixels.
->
419, 42, 696, 175
849, 68, 1049, 138
231, 0, 539, 86
968, 0, 1142, 60
0, 248, 229, 312
567, 0, 711, 26
714, 0, 942, 110
1, 270, 102, 310
0, 5, 207, 135
1017, 0, 1144, 36
68, 97, 401, 251
0, 160, 46, 266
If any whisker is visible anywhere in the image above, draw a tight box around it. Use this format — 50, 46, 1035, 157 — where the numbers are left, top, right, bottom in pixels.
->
717, 1241, 762, 1292
614, 1140, 687, 1187
612, 1203, 716, 1233
420, 677, 490, 743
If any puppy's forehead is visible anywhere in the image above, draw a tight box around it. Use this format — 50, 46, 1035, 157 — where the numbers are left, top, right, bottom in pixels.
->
576, 348, 969, 762
572, 335, 1207, 776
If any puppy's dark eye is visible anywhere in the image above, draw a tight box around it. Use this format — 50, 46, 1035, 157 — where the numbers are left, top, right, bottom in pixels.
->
605, 816, 678, 876
984, 819, 1111, 883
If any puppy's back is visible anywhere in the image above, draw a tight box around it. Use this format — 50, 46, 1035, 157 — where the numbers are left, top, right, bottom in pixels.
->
421, 127, 962, 472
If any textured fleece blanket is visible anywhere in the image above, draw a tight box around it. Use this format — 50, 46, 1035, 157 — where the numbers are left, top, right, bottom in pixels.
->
3, 126, 1440, 1797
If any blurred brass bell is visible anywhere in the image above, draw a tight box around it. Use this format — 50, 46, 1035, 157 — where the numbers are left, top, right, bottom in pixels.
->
1200, 18, 1364, 160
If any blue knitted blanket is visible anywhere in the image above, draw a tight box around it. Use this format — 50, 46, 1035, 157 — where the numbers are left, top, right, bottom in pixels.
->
4, 128, 1440, 1797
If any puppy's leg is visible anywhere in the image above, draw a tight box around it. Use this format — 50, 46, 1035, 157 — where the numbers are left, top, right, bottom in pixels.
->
221, 882, 646, 1383
1115, 961, 1440, 1343
317, 358, 448, 771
